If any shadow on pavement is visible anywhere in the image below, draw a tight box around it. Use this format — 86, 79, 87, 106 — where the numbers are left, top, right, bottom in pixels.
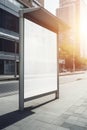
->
0, 108, 34, 129
0, 98, 55, 129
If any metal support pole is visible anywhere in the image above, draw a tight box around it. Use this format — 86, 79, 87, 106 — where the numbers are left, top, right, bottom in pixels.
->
73, 44, 75, 72
14, 42, 17, 77
19, 10, 24, 111
72, 3, 75, 72
73, 57, 75, 72
55, 33, 59, 99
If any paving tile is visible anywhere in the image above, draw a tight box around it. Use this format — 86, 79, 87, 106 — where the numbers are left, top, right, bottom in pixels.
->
74, 100, 84, 107
52, 117, 65, 126
61, 122, 73, 129
64, 111, 73, 116
78, 117, 87, 124
4, 125, 21, 130
53, 126, 70, 130
61, 114, 70, 119
68, 116, 78, 121
83, 110, 87, 115
14, 118, 35, 128
34, 113, 57, 123
74, 106, 86, 114
82, 103, 87, 107
70, 125, 87, 130
15, 120, 70, 130
64, 117, 86, 127
52, 114, 69, 126
67, 106, 78, 113
35, 125, 70, 130
61, 122, 87, 130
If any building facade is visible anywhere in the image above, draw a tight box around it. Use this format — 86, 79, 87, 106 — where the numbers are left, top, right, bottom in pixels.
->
37, 0, 44, 6
0, 0, 22, 75
0, 0, 44, 75
57, 0, 87, 70
57, 0, 80, 52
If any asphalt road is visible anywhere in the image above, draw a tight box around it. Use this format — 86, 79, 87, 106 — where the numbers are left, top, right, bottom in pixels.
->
0, 71, 87, 97
0, 81, 19, 97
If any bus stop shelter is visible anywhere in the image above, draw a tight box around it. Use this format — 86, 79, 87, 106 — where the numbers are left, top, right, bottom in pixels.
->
19, 7, 69, 111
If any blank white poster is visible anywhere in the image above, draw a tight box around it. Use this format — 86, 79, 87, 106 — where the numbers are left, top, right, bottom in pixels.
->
24, 19, 57, 98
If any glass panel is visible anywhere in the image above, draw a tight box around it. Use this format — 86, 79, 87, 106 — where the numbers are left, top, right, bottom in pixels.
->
0, 39, 15, 53
8, 0, 24, 8
0, 9, 19, 33
24, 19, 57, 98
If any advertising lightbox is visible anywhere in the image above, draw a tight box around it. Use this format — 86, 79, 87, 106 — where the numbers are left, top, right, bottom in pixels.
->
24, 19, 57, 99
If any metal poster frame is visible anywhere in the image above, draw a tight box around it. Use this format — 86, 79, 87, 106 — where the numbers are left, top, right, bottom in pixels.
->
19, 7, 68, 110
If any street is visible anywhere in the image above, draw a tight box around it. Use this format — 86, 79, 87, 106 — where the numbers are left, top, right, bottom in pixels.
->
0, 81, 19, 97
1, 71, 87, 130
59, 71, 87, 84
0, 71, 87, 97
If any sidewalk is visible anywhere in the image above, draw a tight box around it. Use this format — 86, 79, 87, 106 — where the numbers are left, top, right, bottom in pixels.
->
1, 77, 87, 130
0, 75, 19, 81
59, 71, 85, 76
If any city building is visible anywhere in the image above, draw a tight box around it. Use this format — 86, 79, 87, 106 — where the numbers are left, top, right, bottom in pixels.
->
37, 0, 44, 6
0, 0, 22, 75
0, 0, 45, 75
58, 0, 80, 51
56, 0, 87, 71
0, 0, 69, 75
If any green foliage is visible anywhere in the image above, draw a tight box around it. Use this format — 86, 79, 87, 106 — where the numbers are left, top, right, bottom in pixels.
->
59, 33, 87, 71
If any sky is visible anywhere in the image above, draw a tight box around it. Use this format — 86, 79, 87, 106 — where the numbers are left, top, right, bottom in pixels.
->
84, 0, 87, 4
44, 0, 87, 57
44, 0, 59, 15
24, 0, 87, 58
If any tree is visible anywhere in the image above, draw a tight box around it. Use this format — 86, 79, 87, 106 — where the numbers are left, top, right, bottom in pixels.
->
59, 33, 74, 70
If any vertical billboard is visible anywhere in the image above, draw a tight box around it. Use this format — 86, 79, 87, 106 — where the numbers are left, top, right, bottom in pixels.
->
24, 19, 57, 99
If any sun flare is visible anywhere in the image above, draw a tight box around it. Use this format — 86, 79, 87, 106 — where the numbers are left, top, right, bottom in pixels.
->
80, 18, 87, 57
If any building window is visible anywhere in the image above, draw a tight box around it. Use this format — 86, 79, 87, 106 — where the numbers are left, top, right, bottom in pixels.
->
0, 38, 19, 53
8, 0, 24, 8
0, 8, 19, 33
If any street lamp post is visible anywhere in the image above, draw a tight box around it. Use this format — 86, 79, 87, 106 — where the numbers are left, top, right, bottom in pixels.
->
70, 36, 75, 71
14, 42, 17, 77
73, 52, 75, 71
72, 39, 75, 72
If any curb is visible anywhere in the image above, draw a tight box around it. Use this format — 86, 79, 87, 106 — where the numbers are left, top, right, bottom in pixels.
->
0, 77, 19, 81
0, 72, 85, 81
59, 71, 85, 76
